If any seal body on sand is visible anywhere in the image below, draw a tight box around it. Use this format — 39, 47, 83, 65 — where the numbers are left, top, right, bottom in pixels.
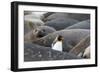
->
33, 29, 90, 52
24, 43, 81, 61
66, 19, 90, 29
45, 18, 79, 30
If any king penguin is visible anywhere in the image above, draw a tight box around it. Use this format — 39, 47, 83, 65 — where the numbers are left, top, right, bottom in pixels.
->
52, 35, 64, 52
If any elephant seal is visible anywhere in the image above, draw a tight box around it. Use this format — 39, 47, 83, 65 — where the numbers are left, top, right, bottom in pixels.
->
45, 13, 69, 21
33, 29, 90, 52
24, 42, 81, 61
44, 12, 90, 21
35, 26, 56, 36
45, 18, 79, 30
66, 19, 90, 29
24, 26, 56, 42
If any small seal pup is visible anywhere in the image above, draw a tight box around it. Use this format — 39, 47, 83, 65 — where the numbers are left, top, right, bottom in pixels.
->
52, 35, 64, 52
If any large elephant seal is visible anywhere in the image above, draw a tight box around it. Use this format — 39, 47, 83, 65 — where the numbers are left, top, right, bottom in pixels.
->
66, 19, 90, 29
24, 42, 81, 61
44, 12, 90, 22
33, 29, 90, 52
24, 26, 56, 42
45, 18, 79, 30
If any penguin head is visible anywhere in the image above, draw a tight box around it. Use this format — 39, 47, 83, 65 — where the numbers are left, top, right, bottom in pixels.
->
57, 35, 64, 41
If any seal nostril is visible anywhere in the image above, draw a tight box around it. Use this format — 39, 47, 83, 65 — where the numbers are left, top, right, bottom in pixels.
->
37, 31, 46, 38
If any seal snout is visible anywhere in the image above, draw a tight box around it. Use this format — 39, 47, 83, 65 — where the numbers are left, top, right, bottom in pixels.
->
37, 29, 46, 38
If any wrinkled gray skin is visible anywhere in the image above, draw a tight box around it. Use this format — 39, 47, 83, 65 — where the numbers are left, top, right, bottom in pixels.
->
24, 43, 81, 61
45, 18, 79, 30
45, 12, 90, 21
66, 19, 90, 29
33, 29, 90, 52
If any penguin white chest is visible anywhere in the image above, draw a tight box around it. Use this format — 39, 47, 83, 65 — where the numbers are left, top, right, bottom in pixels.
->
52, 41, 63, 52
